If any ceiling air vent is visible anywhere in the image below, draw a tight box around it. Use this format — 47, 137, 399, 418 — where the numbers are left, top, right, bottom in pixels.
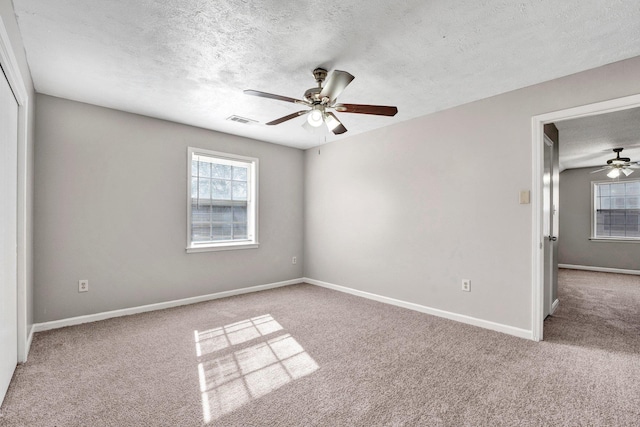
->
226, 115, 258, 125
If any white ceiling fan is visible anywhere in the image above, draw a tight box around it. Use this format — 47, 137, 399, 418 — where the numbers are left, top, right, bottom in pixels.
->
590, 148, 640, 178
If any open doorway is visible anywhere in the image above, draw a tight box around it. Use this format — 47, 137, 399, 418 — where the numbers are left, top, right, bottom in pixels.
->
531, 93, 640, 341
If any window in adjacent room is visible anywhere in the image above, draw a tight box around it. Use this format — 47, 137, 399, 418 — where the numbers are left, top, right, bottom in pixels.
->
592, 180, 640, 240
187, 147, 258, 252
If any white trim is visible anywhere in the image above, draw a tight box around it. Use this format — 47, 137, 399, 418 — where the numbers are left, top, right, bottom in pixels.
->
22, 325, 34, 363
588, 238, 640, 244
591, 178, 640, 241
0, 17, 30, 363
558, 264, 640, 276
186, 243, 259, 253
531, 92, 640, 343
0, 18, 27, 102
33, 278, 302, 333
304, 278, 533, 340
186, 147, 259, 252
531, 116, 544, 341
550, 298, 560, 316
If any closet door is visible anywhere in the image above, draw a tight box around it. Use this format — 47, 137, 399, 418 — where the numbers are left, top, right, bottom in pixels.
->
0, 68, 18, 405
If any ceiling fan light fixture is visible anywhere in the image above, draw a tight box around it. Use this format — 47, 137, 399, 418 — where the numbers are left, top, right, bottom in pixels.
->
607, 168, 621, 178
622, 168, 634, 176
324, 113, 340, 131
307, 108, 324, 127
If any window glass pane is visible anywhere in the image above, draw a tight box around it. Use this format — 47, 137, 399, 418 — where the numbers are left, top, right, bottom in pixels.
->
232, 182, 247, 200
198, 178, 211, 199
191, 177, 199, 199
610, 227, 625, 237
192, 203, 211, 223
610, 183, 625, 196
611, 212, 626, 224
212, 206, 232, 222
596, 223, 609, 236
233, 206, 247, 223
600, 197, 610, 209
192, 224, 211, 242
627, 210, 640, 237
596, 211, 609, 225
233, 166, 248, 181
626, 181, 640, 195
211, 224, 232, 241
612, 197, 625, 209
233, 224, 247, 239
626, 196, 640, 209
199, 161, 211, 178
212, 164, 232, 179
212, 179, 231, 200
191, 160, 199, 177
598, 184, 610, 196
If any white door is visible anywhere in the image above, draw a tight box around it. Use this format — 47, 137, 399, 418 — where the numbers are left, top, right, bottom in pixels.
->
0, 68, 19, 405
542, 136, 558, 318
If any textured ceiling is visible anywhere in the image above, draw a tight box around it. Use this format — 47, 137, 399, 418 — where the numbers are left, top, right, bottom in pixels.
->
555, 107, 640, 171
13, 0, 640, 149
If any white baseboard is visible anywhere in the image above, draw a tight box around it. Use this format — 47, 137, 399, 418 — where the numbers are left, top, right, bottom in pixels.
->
550, 298, 560, 315
31, 276, 534, 341
559, 264, 640, 276
303, 277, 533, 340
32, 278, 303, 333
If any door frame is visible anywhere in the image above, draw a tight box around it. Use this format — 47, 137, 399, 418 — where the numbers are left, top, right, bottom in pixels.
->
0, 17, 30, 362
531, 92, 640, 341
542, 134, 554, 318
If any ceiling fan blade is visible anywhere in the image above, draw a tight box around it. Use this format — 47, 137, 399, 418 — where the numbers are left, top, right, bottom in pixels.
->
333, 103, 398, 116
319, 70, 355, 101
324, 112, 347, 135
590, 168, 608, 174
244, 89, 306, 105
265, 110, 308, 125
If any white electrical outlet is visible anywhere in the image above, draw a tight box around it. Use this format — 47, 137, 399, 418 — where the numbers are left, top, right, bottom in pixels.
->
79, 279, 89, 293
462, 279, 471, 292
292, 256, 297, 265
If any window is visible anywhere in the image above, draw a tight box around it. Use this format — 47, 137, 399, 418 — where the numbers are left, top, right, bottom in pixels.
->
593, 180, 640, 240
187, 148, 258, 252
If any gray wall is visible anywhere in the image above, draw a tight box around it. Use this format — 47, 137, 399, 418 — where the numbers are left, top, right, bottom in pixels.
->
558, 167, 640, 270
34, 95, 304, 322
304, 56, 640, 331
0, 0, 36, 343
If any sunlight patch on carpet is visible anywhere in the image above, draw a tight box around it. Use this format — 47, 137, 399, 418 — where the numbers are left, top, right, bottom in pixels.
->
195, 315, 318, 422
194, 314, 283, 356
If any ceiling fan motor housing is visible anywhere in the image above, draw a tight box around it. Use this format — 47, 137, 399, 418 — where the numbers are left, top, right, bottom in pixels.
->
304, 87, 323, 104
312, 68, 328, 84
607, 148, 630, 164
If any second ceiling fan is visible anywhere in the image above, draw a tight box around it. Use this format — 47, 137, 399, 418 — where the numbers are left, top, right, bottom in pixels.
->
591, 148, 640, 178
244, 68, 398, 135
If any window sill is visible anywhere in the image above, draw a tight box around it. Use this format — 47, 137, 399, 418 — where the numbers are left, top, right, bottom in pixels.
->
589, 238, 640, 244
186, 242, 260, 253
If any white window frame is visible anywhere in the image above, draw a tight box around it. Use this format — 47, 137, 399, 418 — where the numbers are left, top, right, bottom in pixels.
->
187, 147, 259, 253
591, 178, 640, 243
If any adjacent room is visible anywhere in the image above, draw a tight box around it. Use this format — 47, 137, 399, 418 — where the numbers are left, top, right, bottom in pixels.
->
1, 1, 640, 425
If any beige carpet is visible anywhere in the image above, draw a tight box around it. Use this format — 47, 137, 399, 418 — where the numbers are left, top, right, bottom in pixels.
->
1, 269, 639, 426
